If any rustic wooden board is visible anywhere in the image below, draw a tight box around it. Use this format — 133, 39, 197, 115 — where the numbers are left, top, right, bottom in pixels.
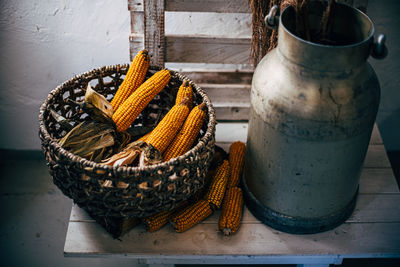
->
130, 11, 144, 35
181, 70, 253, 84
128, 0, 144, 11
64, 220, 400, 257
215, 105, 250, 121
129, 33, 145, 61
144, 0, 165, 67
165, 0, 251, 13
130, 34, 252, 64
165, 35, 251, 64
201, 83, 250, 105
358, 168, 399, 193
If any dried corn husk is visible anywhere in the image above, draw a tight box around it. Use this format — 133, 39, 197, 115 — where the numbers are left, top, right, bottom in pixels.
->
102, 140, 147, 167
59, 121, 130, 162
84, 84, 114, 118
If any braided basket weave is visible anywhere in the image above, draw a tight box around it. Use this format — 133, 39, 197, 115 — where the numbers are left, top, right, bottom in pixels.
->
39, 65, 216, 218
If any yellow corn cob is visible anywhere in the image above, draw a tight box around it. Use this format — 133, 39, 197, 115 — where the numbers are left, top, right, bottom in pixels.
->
143, 201, 189, 232
227, 141, 246, 188
112, 69, 171, 132
175, 80, 193, 110
218, 187, 244, 236
170, 199, 213, 233
145, 99, 190, 153
143, 210, 171, 232
111, 50, 150, 111
205, 160, 230, 210
163, 103, 206, 161
138, 131, 151, 142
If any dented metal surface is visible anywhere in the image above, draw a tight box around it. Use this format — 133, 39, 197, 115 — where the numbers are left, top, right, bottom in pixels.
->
244, 3, 383, 233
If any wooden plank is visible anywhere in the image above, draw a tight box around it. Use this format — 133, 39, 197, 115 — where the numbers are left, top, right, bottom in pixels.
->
181, 70, 253, 84
130, 11, 144, 34
165, 0, 251, 13
215, 105, 249, 121
358, 168, 399, 193
364, 145, 392, 168
64, 220, 400, 257
348, 194, 400, 223
200, 83, 250, 105
165, 35, 251, 64
130, 34, 252, 65
370, 124, 383, 145
144, 0, 165, 67
129, 33, 145, 61
128, 0, 144, 11
215, 122, 248, 144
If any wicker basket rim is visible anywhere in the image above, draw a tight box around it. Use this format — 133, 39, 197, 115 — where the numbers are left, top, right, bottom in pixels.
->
38, 64, 216, 173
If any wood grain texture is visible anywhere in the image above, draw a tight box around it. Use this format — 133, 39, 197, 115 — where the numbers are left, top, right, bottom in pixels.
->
165, 35, 251, 64
181, 70, 253, 84
200, 83, 250, 105
130, 11, 144, 34
64, 220, 400, 257
215, 106, 249, 121
128, 0, 144, 11
129, 34, 145, 61
165, 0, 251, 13
144, 0, 165, 67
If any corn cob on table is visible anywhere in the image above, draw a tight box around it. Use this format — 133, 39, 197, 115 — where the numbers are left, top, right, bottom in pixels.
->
64, 124, 400, 267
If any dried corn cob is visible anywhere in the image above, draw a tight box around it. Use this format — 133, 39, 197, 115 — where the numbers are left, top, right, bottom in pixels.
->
175, 80, 193, 110
170, 199, 213, 233
143, 201, 189, 232
138, 131, 151, 142
227, 141, 246, 188
111, 50, 150, 111
218, 187, 244, 236
205, 160, 230, 210
143, 210, 171, 232
145, 99, 190, 154
112, 69, 171, 132
163, 103, 206, 161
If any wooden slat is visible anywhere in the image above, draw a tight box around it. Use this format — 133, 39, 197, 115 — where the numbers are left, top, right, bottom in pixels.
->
144, 0, 165, 67
165, 35, 251, 64
64, 220, 400, 257
359, 168, 399, 193
364, 145, 392, 168
130, 11, 144, 34
181, 70, 253, 84
128, 0, 144, 11
348, 194, 400, 223
165, 0, 251, 13
129, 34, 145, 61
201, 83, 250, 105
215, 106, 250, 121
370, 124, 383, 145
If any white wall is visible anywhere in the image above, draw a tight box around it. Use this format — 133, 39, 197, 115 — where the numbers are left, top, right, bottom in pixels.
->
0, 0, 130, 149
0, 0, 399, 151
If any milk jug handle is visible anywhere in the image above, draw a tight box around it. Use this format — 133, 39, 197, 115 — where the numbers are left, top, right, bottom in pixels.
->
371, 34, 388, 60
265, 5, 280, 30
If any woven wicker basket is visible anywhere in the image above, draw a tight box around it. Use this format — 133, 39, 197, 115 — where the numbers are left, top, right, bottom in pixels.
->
39, 65, 216, 218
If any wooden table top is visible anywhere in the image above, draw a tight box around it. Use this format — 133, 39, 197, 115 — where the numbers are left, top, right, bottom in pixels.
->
64, 124, 400, 264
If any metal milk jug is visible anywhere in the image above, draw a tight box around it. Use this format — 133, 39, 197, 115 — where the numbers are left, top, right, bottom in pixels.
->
243, 2, 387, 234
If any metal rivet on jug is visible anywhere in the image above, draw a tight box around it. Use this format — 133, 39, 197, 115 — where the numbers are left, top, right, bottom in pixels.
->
243, 1, 387, 234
